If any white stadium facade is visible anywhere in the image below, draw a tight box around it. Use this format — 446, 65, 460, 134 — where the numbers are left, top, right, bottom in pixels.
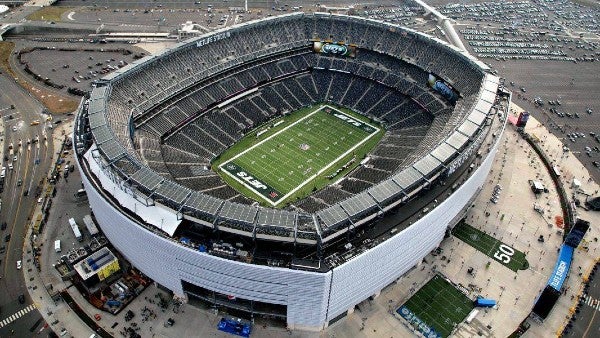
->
74, 13, 507, 330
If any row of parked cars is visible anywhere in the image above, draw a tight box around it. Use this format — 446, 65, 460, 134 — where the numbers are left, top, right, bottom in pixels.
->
490, 184, 502, 204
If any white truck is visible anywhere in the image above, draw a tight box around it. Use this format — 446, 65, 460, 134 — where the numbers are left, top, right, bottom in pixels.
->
69, 218, 83, 242
82, 215, 99, 237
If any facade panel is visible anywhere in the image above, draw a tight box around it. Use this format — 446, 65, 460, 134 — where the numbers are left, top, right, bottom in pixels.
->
81, 168, 331, 329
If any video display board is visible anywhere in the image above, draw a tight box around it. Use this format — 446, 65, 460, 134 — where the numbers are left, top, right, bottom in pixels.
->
313, 41, 356, 58
427, 73, 459, 103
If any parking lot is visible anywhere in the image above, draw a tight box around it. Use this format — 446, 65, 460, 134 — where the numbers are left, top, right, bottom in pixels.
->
492, 59, 600, 183
19, 47, 141, 92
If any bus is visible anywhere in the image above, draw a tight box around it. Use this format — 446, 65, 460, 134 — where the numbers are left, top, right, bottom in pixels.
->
69, 218, 83, 242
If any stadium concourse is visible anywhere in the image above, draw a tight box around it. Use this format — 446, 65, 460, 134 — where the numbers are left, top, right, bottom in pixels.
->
73, 12, 505, 331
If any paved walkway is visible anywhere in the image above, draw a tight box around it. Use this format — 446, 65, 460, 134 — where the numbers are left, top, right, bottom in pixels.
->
24, 0, 56, 7
521, 111, 600, 337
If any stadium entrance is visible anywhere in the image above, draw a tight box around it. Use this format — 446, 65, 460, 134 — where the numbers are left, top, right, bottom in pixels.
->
182, 281, 287, 326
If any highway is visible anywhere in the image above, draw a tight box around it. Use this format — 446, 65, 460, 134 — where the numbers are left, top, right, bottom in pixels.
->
0, 73, 54, 336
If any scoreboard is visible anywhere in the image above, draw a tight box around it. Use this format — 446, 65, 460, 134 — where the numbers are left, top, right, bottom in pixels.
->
312, 40, 356, 58
427, 73, 459, 103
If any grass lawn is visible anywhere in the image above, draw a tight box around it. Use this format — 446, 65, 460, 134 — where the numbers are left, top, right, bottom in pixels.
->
0, 42, 78, 113
397, 274, 474, 338
26, 6, 73, 22
452, 221, 529, 272
213, 104, 384, 207
0, 41, 14, 74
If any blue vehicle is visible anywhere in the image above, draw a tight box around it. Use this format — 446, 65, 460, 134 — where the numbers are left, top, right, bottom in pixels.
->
217, 317, 251, 337
106, 299, 121, 307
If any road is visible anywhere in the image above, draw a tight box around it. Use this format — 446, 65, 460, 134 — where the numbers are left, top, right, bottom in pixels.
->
564, 265, 600, 338
0, 73, 54, 336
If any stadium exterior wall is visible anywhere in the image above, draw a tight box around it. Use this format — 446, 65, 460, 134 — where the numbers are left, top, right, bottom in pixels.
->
79, 120, 504, 330
80, 166, 332, 330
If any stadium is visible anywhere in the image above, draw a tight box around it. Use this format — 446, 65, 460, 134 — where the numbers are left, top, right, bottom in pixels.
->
74, 12, 507, 330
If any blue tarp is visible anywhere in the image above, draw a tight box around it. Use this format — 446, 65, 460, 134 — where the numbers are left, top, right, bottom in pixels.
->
547, 244, 574, 291
474, 297, 496, 308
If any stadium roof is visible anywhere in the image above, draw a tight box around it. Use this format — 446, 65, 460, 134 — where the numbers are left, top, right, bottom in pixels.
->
368, 180, 403, 204
392, 167, 424, 190
458, 120, 479, 138
130, 167, 164, 191
431, 143, 457, 163
340, 192, 377, 218
257, 209, 296, 229
413, 155, 442, 177
184, 192, 223, 216
467, 110, 488, 126
155, 180, 191, 205
98, 139, 126, 162
445, 131, 470, 150
317, 204, 349, 229
219, 202, 257, 225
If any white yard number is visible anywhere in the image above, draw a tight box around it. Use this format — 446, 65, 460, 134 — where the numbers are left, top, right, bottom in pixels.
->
493, 244, 515, 264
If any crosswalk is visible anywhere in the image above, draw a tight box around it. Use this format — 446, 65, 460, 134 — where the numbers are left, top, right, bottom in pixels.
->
0, 304, 36, 328
581, 294, 600, 311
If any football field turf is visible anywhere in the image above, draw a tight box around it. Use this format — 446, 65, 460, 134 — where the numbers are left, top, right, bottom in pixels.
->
218, 105, 381, 206
452, 221, 529, 272
397, 274, 474, 338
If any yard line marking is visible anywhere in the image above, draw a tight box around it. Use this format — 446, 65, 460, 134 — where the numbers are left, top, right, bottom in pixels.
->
219, 105, 380, 206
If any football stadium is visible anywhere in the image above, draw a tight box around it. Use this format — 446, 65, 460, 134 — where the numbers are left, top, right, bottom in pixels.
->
73, 13, 508, 330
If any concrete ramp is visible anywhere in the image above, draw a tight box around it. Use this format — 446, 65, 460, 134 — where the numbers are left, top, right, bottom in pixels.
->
0, 24, 16, 41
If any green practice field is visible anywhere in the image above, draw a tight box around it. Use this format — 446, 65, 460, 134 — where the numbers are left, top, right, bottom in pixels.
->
215, 104, 383, 206
452, 221, 529, 272
397, 274, 474, 338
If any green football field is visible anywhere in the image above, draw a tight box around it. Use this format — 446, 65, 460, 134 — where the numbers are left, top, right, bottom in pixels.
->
217, 104, 381, 206
397, 274, 474, 338
452, 221, 529, 272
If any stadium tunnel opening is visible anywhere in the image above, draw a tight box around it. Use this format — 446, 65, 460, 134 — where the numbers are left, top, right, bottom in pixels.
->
182, 281, 288, 326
